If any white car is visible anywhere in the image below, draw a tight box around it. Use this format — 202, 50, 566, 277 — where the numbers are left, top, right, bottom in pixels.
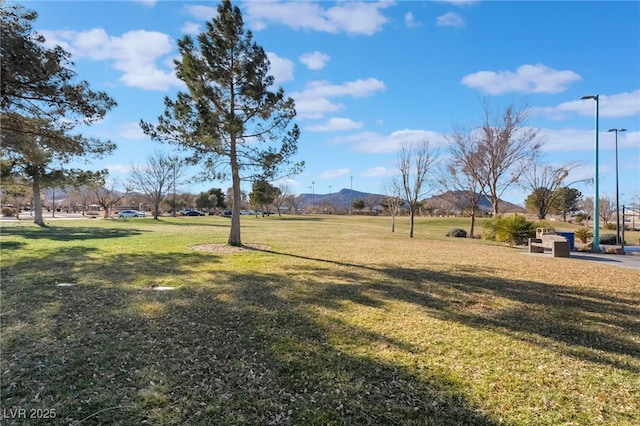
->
117, 210, 146, 218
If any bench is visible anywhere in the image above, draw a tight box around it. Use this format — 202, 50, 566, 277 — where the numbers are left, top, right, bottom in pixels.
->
528, 228, 570, 258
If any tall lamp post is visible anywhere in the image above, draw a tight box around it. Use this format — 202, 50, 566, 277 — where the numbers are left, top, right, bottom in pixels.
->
311, 181, 315, 211
607, 128, 626, 245
581, 95, 600, 252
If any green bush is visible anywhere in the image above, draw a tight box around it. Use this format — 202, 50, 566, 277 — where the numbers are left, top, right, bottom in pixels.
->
575, 213, 590, 225
574, 227, 593, 243
483, 215, 535, 245
446, 228, 467, 238
482, 216, 503, 241
604, 223, 617, 230
599, 234, 617, 245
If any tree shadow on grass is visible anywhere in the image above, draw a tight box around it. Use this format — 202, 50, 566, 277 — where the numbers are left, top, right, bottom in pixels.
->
254, 248, 640, 374
1, 245, 501, 425
2, 244, 638, 424
0, 225, 146, 241
1, 271, 501, 425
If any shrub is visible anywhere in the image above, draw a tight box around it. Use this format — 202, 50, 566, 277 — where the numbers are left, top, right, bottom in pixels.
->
533, 220, 552, 230
599, 234, 617, 245
483, 214, 535, 245
482, 216, 504, 241
604, 223, 617, 230
446, 228, 467, 238
1, 207, 16, 217
574, 227, 593, 243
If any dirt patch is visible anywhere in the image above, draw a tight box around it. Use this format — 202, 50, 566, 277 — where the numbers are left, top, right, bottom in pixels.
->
190, 243, 270, 253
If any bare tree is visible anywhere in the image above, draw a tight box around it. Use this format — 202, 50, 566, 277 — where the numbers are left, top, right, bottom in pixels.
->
599, 195, 616, 228
579, 197, 594, 228
398, 140, 437, 238
438, 160, 484, 238
382, 177, 404, 233
128, 151, 186, 220
92, 181, 127, 218
364, 196, 378, 215
285, 194, 304, 215
449, 100, 543, 216
274, 183, 291, 217
521, 162, 583, 219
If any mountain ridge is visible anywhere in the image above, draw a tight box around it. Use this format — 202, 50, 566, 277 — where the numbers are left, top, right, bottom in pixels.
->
298, 188, 525, 213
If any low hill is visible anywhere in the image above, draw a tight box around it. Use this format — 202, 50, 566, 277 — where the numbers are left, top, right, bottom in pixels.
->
298, 189, 525, 213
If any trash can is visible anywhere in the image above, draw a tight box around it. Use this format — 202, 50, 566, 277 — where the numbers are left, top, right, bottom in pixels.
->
557, 232, 575, 251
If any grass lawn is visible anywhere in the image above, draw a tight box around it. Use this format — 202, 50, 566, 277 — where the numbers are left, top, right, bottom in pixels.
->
1, 215, 639, 425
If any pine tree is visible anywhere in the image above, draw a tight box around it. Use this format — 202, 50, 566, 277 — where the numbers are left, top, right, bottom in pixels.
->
1, 3, 116, 226
141, 0, 303, 246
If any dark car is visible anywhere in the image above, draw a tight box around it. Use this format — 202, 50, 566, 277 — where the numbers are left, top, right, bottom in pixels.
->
183, 210, 205, 216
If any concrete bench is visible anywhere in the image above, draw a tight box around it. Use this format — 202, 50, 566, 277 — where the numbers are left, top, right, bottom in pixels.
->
528, 234, 570, 258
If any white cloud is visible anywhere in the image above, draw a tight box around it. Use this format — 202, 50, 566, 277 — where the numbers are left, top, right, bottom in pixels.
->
266, 52, 294, 85
292, 78, 385, 119
104, 163, 132, 174
181, 21, 201, 35
537, 127, 639, 153
118, 122, 147, 139
404, 12, 421, 29
294, 97, 345, 120
437, 12, 464, 28
317, 168, 351, 179
538, 128, 595, 152
40, 28, 181, 91
299, 51, 330, 70
461, 64, 582, 95
244, 1, 394, 36
133, 0, 157, 7
184, 4, 217, 20
329, 129, 446, 154
306, 117, 364, 132
438, 0, 479, 5
361, 166, 393, 178
536, 90, 640, 119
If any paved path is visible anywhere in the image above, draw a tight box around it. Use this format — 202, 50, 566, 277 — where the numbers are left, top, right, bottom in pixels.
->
568, 250, 640, 271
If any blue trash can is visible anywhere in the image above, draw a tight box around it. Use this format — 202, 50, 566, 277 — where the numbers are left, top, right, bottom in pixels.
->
557, 232, 575, 251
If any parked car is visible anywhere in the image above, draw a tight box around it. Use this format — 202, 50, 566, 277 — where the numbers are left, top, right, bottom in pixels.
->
183, 210, 205, 216
117, 210, 146, 218
239, 210, 254, 215
221, 210, 232, 217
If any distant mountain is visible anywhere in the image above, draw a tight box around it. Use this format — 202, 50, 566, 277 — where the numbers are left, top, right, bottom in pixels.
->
298, 188, 525, 213
424, 191, 526, 214
298, 188, 383, 210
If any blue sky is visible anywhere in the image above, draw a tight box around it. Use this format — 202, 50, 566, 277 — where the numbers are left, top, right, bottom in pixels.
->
25, 0, 640, 206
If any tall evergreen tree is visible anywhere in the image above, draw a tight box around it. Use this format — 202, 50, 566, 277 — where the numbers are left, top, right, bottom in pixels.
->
141, 0, 303, 246
1, 2, 116, 226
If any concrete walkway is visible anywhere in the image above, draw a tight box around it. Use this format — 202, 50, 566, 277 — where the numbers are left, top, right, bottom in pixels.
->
568, 248, 640, 271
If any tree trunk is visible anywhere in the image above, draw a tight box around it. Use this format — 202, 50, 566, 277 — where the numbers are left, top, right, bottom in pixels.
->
391, 210, 395, 233
469, 212, 476, 238
32, 177, 45, 227
409, 209, 415, 238
228, 136, 242, 246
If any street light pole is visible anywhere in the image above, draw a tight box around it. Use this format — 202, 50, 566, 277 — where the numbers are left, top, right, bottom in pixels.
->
607, 128, 626, 245
581, 95, 600, 252
312, 181, 315, 211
